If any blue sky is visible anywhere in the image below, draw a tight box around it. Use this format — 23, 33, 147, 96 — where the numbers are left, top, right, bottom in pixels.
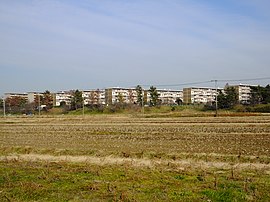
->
1, 0, 270, 95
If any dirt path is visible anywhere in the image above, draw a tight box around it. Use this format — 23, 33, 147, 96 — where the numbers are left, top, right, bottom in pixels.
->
1, 154, 270, 172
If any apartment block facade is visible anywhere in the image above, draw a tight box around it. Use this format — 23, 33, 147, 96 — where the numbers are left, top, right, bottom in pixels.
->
53, 91, 73, 106
105, 87, 138, 105
53, 89, 106, 107
227, 84, 254, 104
4, 93, 28, 100
82, 89, 105, 105
104, 87, 183, 105
157, 89, 183, 105
3, 83, 257, 107
27, 92, 43, 103
4, 92, 43, 103
183, 87, 220, 104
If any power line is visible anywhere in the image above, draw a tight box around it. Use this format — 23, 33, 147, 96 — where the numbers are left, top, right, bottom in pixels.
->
139, 80, 212, 88
214, 77, 270, 82
134, 77, 270, 89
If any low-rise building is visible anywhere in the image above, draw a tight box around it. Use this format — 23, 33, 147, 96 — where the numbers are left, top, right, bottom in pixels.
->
226, 84, 254, 104
105, 87, 183, 105
183, 87, 220, 104
27, 92, 43, 103
105, 87, 138, 105
53, 91, 72, 106
5, 92, 45, 104
4, 93, 28, 100
82, 89, 105, 105
157, 89, 183, 105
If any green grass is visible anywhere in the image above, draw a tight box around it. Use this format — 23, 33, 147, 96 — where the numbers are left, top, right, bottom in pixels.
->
1, 160, 270, 201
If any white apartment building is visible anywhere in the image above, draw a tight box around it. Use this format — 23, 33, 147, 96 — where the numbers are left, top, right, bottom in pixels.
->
54, 89, 106, 107
156, 89, 183, 105
3, 83, 257, 107
4, 93, 28, 100
4, 92, 43, 103
53, 91, 72, 106
183, 87, 220, 104
105, 87, 183, 105
105, 87, 138, 105
27, 92, 43, 103
227, 84, 254, 104
82, 89, 105, 105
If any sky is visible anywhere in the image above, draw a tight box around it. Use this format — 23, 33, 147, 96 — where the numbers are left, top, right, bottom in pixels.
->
1, 0, 270, 95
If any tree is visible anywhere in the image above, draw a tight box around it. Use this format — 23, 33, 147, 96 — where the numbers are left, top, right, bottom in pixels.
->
59, 101, 65, 107
88, 89, 101, 106
95, 89, 101, 105
217, 90, 228, 109
42, 90, 53, 109
34, 94, 43, 108
250, 86, 263, 105
128, 89, 134, 104
265, 85, 270, 103
89, 91, 96, 105
0, 98, 3, 108
25, 102, 35, 114
226, 86, 238, 106
149, 86, 159, 106
118, 92, 124, 104
250, 85, 270, 105
175, 98, 182, 105
136, 85, 143, 106
5, 96, 27, 113
71, 90, 83, 110
217, 87, 238, 109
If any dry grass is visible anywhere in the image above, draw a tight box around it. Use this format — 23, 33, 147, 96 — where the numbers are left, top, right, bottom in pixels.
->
0, 115, 270, 159
0, 115, 270, 201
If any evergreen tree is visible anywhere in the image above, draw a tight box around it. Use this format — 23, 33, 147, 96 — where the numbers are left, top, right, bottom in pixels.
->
250, 85, 270, 105
149, 86, 159, 106
136, 85, 143, 106
217, 87, 238, 109
265, 85, 270, 103
71, 90, 83, 110
225, 86, 238, 107
43, 90, 53, 109
0, 98, 3, 108
175, 98, 182, 105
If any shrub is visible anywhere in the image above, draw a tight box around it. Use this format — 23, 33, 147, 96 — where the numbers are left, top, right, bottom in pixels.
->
233, 105, 247, 112
252, 104, 270, 113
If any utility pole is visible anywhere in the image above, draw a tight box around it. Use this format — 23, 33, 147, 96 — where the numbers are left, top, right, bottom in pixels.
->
142, 90, 144, 114
211, 80, 218, 117
3, 97, 6, 118
38, 94, 41, 116
214, 80, 218, 117
82, 96, 85, 116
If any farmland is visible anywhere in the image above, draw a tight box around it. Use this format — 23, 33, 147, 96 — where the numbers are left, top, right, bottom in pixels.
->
0, 115, 270, 201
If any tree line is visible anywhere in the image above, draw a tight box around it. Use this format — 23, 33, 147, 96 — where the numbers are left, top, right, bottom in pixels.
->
1, 84, 270, 114
216, 84, 270, 109
0, 90, 54, 114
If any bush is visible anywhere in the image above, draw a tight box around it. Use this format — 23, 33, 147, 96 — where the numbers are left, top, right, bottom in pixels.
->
233, 105, 247, 112
252, 104, 270, 113
202, 104, 216, 111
